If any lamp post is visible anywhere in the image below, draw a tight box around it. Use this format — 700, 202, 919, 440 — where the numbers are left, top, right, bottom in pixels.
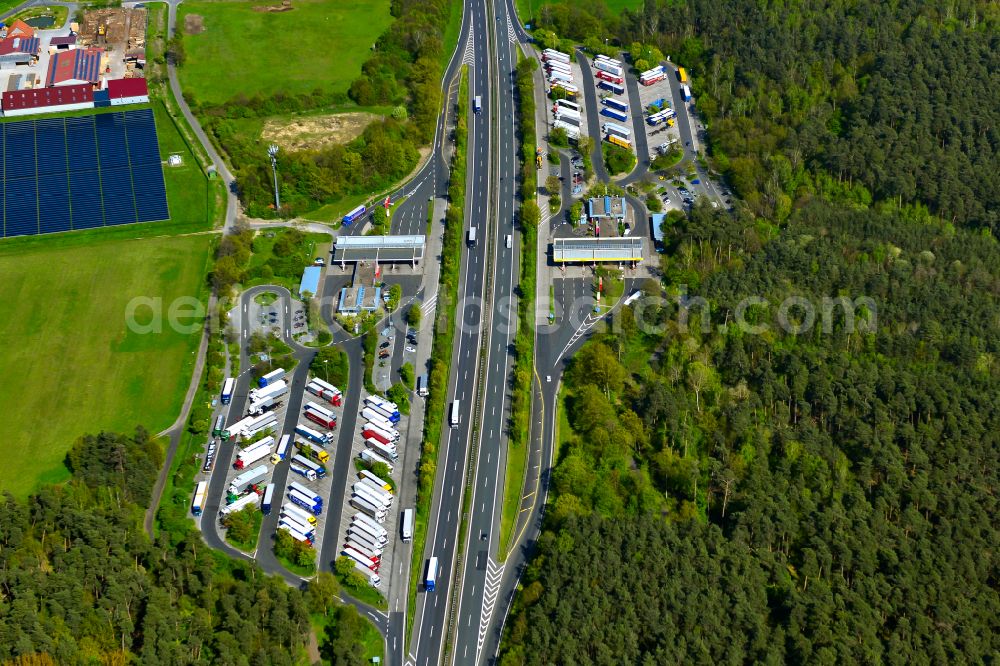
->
268, 144, 280, 211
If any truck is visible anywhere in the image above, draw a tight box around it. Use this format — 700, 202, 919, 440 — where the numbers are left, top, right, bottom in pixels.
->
279, 523, 314, 546
289, 460, 318, 481
258, 368, 286, 388
467, 226, 477, 246
192, 481, 207, 516
222, 415, 255, 441
593, 59, 623, 78
305, 407, 337, 430
347, 530, 385, 553
417, 373, 429, 397
291, 453, 327, 479
213, 414, 225, 437
296, 439, 330, 464
425, 557, 439, 591
600, 107, 628, 122
247, 396, 282, 416
640, 70, 666, 85
345, 539, 383, 561
343, 204, 366, 227
678, 67, 688, 84
545, 60, 572, 75
358, 477, 394, 501
261, 483, 275, 515
363, 423, 398, 446
221, 377, 235, 405
307, 378, 343, 406
353, 512, 389, 537
248, 379, 288, 404
343, 546, 380, 569
355, 481, 393, 507
288, 489, 323, 515
681, 84, 692, 102
401, 507, 414, 542
228, 465, 268, 496
220, 492, 259, 517
602, 97, 628, 112
365, 395, 398, 412
295, 424, 332, 445
595, 54, 622, 67
602, 122, 631, 138
350, 522, 388, 546
597, 79, 625, 95
283, 502, 319, 525
351, 494, 388, 521
450, 400, 461, 428
595, 70, 623, 85
359, 469, 392, 492
279, 514, 315, 537
647, 108, 676, 125
360, 449, 395, 473
271, 434, 291, 464
288, 481, 322, 505
366, 438, 399, 462
553, 120, 581, 140
554, 106, 581, 121
555, 113, 581, 128
555, 99, 580, 113
361, 407, 396, 431
550, 81, 579, 97
352, 559, 382, 587
234, 439, 273, 470
368, 401, 401, 423
474, 95, 482, 114
547, 71, 573, 85
243, 413, 277, 439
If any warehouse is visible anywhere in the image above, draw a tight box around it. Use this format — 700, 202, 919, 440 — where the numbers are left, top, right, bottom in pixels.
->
46, 48, 104, 87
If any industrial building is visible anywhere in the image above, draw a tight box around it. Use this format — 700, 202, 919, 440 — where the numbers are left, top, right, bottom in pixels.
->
552, 237, 644, 263
332, 235, 426, 266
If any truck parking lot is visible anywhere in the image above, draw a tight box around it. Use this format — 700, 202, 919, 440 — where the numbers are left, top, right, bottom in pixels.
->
633, 66, 681, 164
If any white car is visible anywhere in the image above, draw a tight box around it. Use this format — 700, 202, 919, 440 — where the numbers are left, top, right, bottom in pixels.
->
405, 346, 416, 353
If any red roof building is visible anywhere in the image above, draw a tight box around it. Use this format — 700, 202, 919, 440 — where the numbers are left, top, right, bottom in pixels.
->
1, 84, 94, 115
46, 47, 103, 87
107, 77, 148, 101
2, 19, 34, 41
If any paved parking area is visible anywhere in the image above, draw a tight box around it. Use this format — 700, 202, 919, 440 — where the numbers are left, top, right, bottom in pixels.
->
634, 74, 681, 162
587, 55, 637, 152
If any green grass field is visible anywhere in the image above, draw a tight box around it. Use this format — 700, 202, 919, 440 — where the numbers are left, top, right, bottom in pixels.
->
0, 234, 212, 498
178, 0, 394, 106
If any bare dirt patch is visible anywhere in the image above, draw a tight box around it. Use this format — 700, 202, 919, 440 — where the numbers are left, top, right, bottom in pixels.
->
184, 14, 204, 35
253, 0, 295, 12
261, 112, 380, 152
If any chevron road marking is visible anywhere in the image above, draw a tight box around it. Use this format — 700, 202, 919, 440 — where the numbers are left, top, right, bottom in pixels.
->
421, 293, 438, 316
462, 29, 476, 65
476, 558, 506, 654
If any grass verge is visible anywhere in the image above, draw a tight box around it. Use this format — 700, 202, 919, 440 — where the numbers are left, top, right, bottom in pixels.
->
406, 65, 469, 642
500, 46, 538, 558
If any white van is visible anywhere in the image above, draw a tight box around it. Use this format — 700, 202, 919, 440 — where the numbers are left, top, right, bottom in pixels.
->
506, 234, 512, 249
468, 227, 477, 246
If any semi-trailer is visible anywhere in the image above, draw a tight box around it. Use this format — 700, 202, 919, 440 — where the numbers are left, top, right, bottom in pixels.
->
639, 65, 663, 78
360, 407, 393, 430
282, 502, 318, 525
553, 120, 581, 140
221, 377, 235, 404
554, 113, 581, 128
554, 106, 581, 121
271, 434, 291, 464
366, 402, 400, 423
358, 478, 394, 502
192, 481, 207, 516
305, 407, 337, 430
401, 507, 414, 542
242, 413, 277, 439
247, 396, 282, 416
343, 548, 380, 573
542, 48, 570, 63
597, 79, 625, 95
213, 414, 225, 437
555, 99, 580, 113
345, 539, 383, 561
550, 81, 579, 97
219, 492, 259, 517
295, 424, 332, 445
290, 454, 326, 479
278, 523, 314, 545
548, 71, 573, 84
343, 204, 366, 226
640, 69, 665, 85
602, 122, 631, 138
365, 395, 398, 411
347, 530, 385, 552
234, 439, 273, 470
359, 470, 392, 492
352, 560, 381, 587
288, 489, 323, 515
602, 97, 628, 112
296, 439, 330, 463
360, 449, 395, 473
595, 70, 624, 85
248, 379, 288, 403
607, 134, 632, 150
258, 368, 286, 388
678, 67, 688, 83
594, 54, 622, 67
545, 60, 572, 75
228, 465, 268, 495
352, 512, 389, 537
288, 481, 322, 505
366, 438, 399, 462
351, 495, 388, 521
222, 415, 255, 441
682, 84, 692, 102
261, 483, 275, 515
354, 481, 393, 507
600, 107, 628, 122
647, 108, 676, 125
279, 514, 315, 537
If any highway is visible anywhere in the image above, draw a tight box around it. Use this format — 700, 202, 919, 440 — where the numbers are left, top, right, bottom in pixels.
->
408, 0, 498, 662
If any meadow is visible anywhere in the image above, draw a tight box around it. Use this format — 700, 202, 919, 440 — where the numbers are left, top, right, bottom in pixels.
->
177, 0, 394, 106
0, 234, 212, 497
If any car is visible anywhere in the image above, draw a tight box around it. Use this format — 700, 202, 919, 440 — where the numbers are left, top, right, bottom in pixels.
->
405, 346, 416, 353
379, 350, 390, 359
380, 341, 391, 349
407, 334, 417, 343
663, 197, 672, 205
294, 322, 304, 328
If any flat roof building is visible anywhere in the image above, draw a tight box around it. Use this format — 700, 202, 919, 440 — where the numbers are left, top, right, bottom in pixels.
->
338, 285, 383, 315
552, 236, 644, 263
587, 195, 626, 222
299, 266, 322, 298
333, 235, 425, 265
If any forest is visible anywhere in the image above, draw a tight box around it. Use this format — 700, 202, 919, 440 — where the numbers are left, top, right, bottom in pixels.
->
527, 0, 1000, 230
202, 0, 455, 217
0, 429, 368, 664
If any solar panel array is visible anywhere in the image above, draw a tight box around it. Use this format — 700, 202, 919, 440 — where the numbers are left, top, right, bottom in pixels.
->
1, 109, 169, 237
